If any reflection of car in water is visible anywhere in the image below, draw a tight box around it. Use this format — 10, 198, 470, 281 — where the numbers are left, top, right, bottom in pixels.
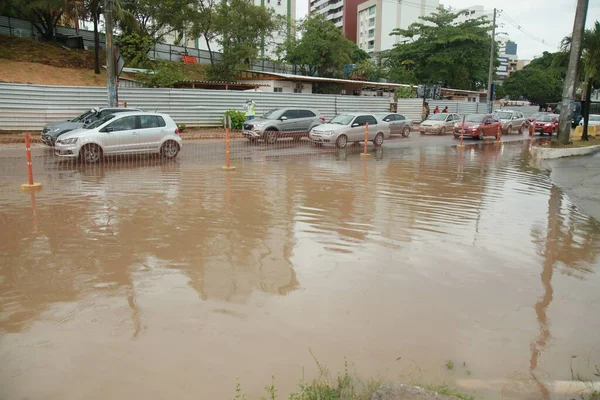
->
309, 113, 390, 149
453, 114, 501, 140
534, 114, 559, 135
419, 113, 461, 135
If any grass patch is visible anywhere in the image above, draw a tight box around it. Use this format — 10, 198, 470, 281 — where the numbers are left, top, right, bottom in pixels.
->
545, 136, 599, 149
445, 361, 454, 370
422, 384, 475, 400
0, 34, 105, 70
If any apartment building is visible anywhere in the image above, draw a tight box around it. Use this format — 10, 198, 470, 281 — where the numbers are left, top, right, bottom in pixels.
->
309, 0, 364, 42
497, 40, 518, 80
356, 0, 439, 53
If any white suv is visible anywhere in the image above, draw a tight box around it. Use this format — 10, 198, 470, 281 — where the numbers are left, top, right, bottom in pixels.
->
54, 112, 183, 163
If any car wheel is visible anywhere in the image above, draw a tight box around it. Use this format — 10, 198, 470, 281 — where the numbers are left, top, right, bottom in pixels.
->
373, 132, 384, 147
79, 144, 102, 164
335, 134, 348, 149
518, 125, 524, 135
402, 127, 410, 137
161, 140, 180, 159
505, 125, 512, 134
265, 129, 278, 144
439, 126, 445, 135
478, 131, 484, 140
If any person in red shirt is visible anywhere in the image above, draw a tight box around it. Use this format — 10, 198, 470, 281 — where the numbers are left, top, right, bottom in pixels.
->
433, 106, 440, 114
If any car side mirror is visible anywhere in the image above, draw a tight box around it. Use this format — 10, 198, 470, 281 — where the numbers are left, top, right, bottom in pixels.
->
384, 119, 390, 122
102, 127, 114, 132
280, 116, 288, 121
351, 123, 359, 127
485, 121, 491, 125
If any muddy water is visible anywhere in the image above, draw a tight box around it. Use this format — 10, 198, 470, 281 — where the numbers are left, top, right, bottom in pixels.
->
1, 142, 599, 400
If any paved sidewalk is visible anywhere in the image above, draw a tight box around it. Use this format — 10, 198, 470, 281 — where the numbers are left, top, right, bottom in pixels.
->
548, 152, 600, 221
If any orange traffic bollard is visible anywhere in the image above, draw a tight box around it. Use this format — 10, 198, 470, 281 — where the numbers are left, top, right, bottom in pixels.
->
529, 120, 535, 137
360, 122, 372, 157
221, 116, 236, 171
457, 115, 465, 148
21, 133, 42, 191
495, 123, 501, 144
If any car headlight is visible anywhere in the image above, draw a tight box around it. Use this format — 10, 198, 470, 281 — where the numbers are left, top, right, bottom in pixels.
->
252, 122, 266, 128
48, 127, 61, 133
318, 131, 334, 136
59, 138, 79, 145
471, 124, 480, 129
545, 123, 552, 127
454, 123, 460, 128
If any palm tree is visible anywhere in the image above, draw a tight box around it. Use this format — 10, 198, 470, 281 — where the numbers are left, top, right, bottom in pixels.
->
562, 21, 600, 140
580, 21, 600, 140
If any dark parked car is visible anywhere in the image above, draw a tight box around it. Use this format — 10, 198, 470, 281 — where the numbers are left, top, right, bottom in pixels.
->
41, 107, 141, 146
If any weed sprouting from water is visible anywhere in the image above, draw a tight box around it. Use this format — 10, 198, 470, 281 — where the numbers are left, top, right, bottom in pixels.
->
261, 376, 277, 400
445, 361, 454, 370
423, 384, 475, 400
233, 377, 247, 400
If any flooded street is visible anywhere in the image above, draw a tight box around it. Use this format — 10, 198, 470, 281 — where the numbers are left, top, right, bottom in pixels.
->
1, 140, 599, 400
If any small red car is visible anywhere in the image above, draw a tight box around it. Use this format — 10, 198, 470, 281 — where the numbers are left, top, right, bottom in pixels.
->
453, 114, 501, 140
534, 114, 559, 135
526, 112, 550, 126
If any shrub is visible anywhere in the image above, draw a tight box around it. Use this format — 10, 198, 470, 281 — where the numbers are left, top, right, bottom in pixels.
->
222, 109, 246, 130
177, 123, 186, 132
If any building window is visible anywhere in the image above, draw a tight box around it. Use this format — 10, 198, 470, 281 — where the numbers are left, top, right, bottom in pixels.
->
369, 19, 375, 27
368, 40, 374, 50
369, 6, 375, 15
294, 88, 302, 93
368, 29, 374, 37
274, 87, 283, 92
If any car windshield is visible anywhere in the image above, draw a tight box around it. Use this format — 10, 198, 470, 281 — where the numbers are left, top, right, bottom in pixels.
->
538, 116, 555, 122
530, 112, 546, 118
466, 114, 485, 123
85, 114, 115, 129
263, 109, 283, 119
71, 109, 96, 123
428, 114, 447, 121
495, 112, 512, 119
329, 115, 355, 125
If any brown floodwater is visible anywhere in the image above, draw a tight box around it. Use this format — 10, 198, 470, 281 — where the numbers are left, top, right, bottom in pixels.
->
1, 141, 599, 400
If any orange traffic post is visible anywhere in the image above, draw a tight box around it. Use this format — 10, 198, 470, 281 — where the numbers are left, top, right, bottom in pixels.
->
495, 123, 501, 144
457, 115, 465, 148
360, 122, 372, 157
21, 133, 42, 191
529, 120, 534, 137
221, 115, 236, 170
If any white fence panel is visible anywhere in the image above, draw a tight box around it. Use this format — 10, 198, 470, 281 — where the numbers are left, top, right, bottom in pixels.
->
396, 98, 424, 122
0, 83, 392, 130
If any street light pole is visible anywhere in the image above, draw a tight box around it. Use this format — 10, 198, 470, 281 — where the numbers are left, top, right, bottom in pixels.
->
486, 8, 497, 113
557, 0, 588, 145
105, 0, 117, 107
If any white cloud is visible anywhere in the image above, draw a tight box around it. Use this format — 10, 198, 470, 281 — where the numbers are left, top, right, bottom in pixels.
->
296, 0, 600, 60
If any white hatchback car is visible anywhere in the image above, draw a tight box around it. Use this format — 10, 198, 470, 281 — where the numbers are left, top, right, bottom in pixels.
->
309, 113, 390, 148
54, 112, 183, 163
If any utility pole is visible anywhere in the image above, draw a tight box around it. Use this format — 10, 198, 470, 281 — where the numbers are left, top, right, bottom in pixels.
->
105, 0, 117, 107
557, 0, 588, 145
486, 8, 497, 113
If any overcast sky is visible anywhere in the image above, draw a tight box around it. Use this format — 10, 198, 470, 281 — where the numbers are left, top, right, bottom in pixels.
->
296, 0, 600, 60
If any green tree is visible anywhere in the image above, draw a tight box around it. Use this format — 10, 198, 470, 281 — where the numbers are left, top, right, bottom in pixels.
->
139, 60, 186, 87
118, 32, 153, 67
1, 0, 66, 41
386, 6, 495, 90
124, 0, 198, 44
208, 0, 278, 81
580, 21, 600, 140
279, 14, 359, 78
501, 51, 568, 105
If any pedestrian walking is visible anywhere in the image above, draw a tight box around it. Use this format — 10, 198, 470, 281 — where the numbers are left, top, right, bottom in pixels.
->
423, 102, 430, 121
433, 106, 440, 114
442, 106, 449, 113
244, 99, 256, 120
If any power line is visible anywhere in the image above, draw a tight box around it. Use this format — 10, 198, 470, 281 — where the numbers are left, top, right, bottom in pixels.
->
499, 12, 561, 49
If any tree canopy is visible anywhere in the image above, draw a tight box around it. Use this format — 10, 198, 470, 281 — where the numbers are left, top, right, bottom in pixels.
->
278, 14, 366, 78
501, 51, 568, 105
385, 6, 495, 90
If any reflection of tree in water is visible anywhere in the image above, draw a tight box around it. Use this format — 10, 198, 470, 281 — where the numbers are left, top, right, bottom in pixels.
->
0, 164, 300, 335
526, 186, 600, 399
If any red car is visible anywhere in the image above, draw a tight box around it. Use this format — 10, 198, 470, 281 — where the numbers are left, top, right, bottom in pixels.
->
534, 114, 559, 135
526, 111, 550, 126
453, 114, 501, 140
